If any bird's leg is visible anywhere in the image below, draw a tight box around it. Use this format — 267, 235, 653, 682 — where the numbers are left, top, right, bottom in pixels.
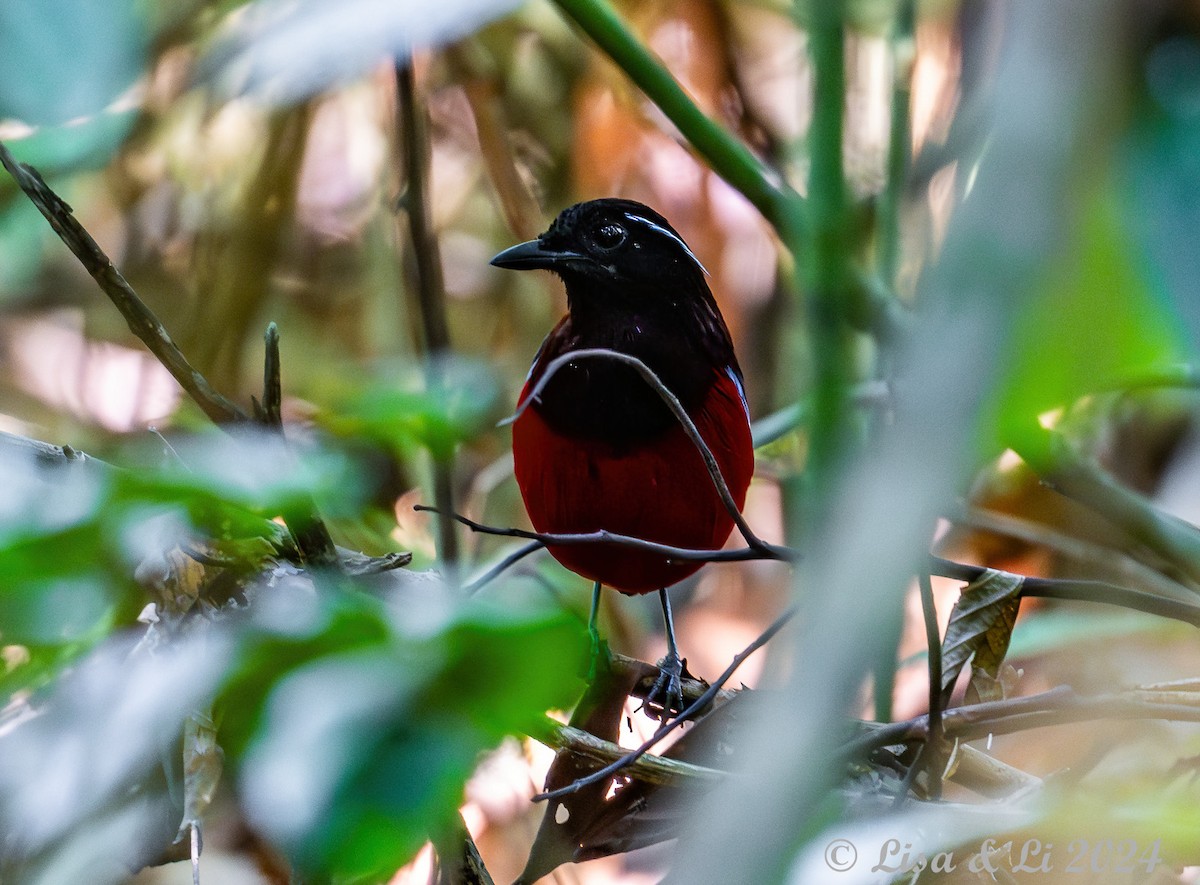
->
586, 581, 610, 682
647, 587, 685, 720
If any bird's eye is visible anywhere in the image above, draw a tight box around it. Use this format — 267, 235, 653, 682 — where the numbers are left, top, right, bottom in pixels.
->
593, 223, 627, 250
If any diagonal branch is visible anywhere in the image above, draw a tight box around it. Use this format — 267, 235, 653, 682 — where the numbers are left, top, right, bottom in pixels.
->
551, 0, 806, 249
0, 142, 346, 568
462, 540, 545, 595
0, 141, 249, 426
505, 348, 773, 553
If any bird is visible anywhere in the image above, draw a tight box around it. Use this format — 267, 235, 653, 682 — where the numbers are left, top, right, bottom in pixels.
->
491, 198, 754, 711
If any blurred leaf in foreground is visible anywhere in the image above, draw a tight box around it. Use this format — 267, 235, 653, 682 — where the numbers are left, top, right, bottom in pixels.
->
329, 356, 501, 461
199, 0, 525, 106
0, 633, 230, 885
992, 181, 1188, 454
0, 0, 147, 126
230, 576, 584, 881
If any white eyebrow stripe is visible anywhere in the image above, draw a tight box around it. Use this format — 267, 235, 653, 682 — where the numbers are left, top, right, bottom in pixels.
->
623, 212, 709, 275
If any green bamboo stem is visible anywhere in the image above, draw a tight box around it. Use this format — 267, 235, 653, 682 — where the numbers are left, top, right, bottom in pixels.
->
551, 0, 806, 248
878, 0, 916, 287
802, 0, 854, 508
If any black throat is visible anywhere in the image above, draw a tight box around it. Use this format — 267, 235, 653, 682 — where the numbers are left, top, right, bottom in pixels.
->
527, 271, 739, 447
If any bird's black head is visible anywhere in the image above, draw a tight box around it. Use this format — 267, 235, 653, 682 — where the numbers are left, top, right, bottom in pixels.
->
492, 198, 740, 440
490, 198, 708, 297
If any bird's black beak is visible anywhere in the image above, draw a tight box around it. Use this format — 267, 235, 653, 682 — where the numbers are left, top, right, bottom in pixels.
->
490, 239, 585, 271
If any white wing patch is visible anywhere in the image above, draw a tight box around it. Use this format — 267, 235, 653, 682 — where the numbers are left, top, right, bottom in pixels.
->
623, 212, 709, 276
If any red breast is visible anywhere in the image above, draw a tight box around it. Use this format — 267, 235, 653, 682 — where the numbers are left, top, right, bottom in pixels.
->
493, 198, 754, 594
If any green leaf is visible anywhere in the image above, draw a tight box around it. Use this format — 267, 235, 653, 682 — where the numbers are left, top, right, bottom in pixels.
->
940, 569, 1024, 704
1, 110, 138, 175
113, 432, 364, 538
229, 585, 583, 881
992, 182, 1188, 454
0, 1, 148, 125
0, 524, 118, 645
331, 358, 500, 460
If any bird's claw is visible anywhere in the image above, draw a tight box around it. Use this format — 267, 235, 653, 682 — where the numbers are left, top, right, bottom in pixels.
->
645, 651, 686, 722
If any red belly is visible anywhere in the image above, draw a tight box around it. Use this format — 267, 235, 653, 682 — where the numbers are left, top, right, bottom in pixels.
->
512, 372, 754, 594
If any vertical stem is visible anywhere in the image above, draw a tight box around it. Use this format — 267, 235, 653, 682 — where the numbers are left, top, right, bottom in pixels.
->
878, 0, 916, 288
396, 60, 460, 575
803, 1, 853, 512
918, 571, 944, 799
259, 322, 338, 565
261, 321, 282, 427
871, 0, 916, 723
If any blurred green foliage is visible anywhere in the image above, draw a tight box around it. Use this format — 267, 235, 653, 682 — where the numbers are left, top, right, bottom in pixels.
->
225, 580, 584, 881
0, 430, 584, 882
328, 356, 502, 462
993, 180, 1188, 455
2, 0, 1200, 882
0, 1, 147, 127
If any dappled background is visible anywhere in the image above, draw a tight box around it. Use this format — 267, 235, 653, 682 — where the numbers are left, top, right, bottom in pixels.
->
3, 0, 1200, 883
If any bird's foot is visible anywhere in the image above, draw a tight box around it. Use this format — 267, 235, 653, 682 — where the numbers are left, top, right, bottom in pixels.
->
645, 651, 687, 723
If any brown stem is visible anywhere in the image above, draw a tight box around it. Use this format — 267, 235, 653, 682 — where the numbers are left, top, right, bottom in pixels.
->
396, 60, 460, 572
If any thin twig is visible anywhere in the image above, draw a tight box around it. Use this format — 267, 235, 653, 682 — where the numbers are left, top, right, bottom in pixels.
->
503, 348, 771, 552
846, 685, 1200, 759
396, 61, 460, 574
0, 140, 249, 426
930, 557, 1200, 628
190, 823, 201, 885
462, 540, 545, 595
534, 605, 796, 802
415, 506, 796, 563
917, 571, 943, 800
